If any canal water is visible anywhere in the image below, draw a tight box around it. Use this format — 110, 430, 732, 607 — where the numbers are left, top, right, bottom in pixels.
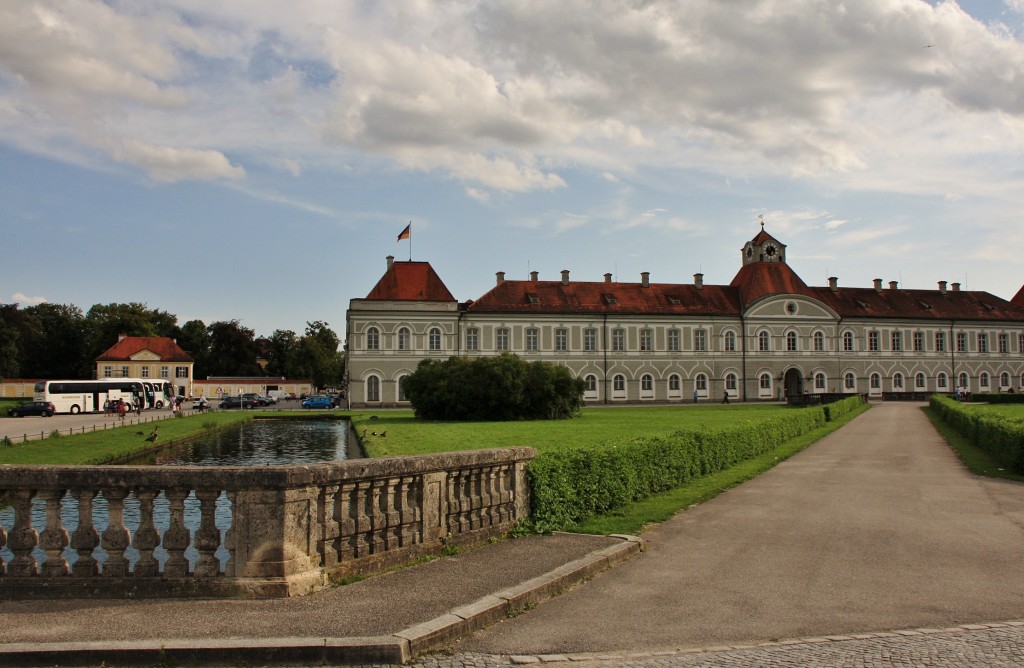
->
0, 419, 356, 574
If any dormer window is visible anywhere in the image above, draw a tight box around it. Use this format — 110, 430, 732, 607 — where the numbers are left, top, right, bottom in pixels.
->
604, 294, 617, 305
918, 300, 932, 310
667, 295, 682, 305
526, 293, 540, 304
853, 299, 870, 309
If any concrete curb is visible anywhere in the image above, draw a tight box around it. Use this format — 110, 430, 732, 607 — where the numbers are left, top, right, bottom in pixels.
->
0, 533, 643, 667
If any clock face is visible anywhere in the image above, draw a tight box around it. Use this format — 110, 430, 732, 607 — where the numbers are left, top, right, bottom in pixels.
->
765, 244, 777, 257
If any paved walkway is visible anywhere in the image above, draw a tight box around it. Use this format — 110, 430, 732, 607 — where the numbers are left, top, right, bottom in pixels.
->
3, 402, 1023, 666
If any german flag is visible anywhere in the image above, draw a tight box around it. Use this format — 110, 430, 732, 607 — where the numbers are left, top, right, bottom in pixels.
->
397, 223, 411, 242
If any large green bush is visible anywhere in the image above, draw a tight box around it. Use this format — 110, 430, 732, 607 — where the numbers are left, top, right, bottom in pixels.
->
528, 406, 829, 531
971, 392, 1024, 404
402, 353, 585, 421
929, 394, 1024, 473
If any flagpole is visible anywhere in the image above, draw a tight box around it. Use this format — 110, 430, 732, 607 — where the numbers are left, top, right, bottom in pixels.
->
409, 221, 412, 261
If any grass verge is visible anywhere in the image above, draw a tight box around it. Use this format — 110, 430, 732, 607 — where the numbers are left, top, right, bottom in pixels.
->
570, 400, 871, 535
922, 406, 1024, 483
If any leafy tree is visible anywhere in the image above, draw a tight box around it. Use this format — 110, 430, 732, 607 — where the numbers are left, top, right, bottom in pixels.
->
0, 304, 23, 378
403, 353, 585, 421
83, 302, 180, 370
206, 320, 261, 376
287, 321, 344, 389
20, 303, 88, 378
178, 320, 211, 378
265, 329, 298, 377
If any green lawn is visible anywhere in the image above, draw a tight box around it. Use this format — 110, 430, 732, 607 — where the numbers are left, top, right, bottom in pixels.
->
352, 404, 793, 457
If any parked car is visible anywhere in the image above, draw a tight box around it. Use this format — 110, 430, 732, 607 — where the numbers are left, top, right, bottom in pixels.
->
7, 401, 56, 417
219, 396, 255, 409
241, 393, 269, 407
301, 395, 333, 409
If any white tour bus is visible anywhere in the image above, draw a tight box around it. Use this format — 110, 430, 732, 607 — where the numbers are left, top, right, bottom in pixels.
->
34, 379, 173, 414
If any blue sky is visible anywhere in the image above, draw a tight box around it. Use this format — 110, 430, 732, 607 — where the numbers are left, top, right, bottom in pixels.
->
3, 1, 1024, 341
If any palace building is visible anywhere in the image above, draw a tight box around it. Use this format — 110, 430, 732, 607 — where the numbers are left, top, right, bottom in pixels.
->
345, 227, 1024, 408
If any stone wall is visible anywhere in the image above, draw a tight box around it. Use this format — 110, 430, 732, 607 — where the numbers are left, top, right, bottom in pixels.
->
0, 447, 534, 598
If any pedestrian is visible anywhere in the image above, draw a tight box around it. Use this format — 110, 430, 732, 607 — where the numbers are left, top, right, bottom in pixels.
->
722, 390, 730, 404
117, 400, 126, 422
693, 389, 699, 403
103, 399, 111, 416
135, 397, 142, 416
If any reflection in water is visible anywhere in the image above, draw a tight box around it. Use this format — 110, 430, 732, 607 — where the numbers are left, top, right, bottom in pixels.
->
0, 420, 354, 573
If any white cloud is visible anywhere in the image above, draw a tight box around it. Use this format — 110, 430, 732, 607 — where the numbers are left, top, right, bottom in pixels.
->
110, 139, 245, 183
11, 293, 47, 306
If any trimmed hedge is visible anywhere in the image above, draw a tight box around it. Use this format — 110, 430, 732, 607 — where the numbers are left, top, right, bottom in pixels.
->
972, 392, 1024, 404
929, 394, 1024, 474
822, 394, 866, 422
528, 406, 829, 531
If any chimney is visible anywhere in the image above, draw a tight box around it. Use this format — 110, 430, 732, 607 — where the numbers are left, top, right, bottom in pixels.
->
828, 276, 838, 292
604, 273, 613, 283
889, 281, 898, 291
873, 278, 883, 292
951, 282, 961, 292
561, 269, 570, 286
641, 271, 650, 288
530, 271, 539, 282
938, 280, 947, 295
386, 255, 394, 270
694, 273, 704, 290
496, 271, 505, 285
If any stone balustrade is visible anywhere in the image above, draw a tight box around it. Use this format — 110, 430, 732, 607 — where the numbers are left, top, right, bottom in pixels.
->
0, 447, 534, 598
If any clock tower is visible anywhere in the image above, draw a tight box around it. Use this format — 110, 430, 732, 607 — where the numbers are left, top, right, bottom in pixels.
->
741, 217, 786, 265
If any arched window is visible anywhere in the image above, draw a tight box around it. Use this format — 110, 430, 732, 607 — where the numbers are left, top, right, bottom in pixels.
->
893, 373, 904, 390
980, 372, 990, 389
786, 331, 798, 352
724, 330, 736, 352
613, 374, 626, 391
758, 331, 770, 351
844, 372, 856, 390
813, 331, 825, 352
397, 327, 410, 350
1000, 372, 1010, 388
429, 327, 442, 351
641, 374, 653, 391
366, 375, 380, 402
870, 373, 881, 389
937, 372, 948, 389
814, 372, 826, 390
397, 375, 408, 401
725, 373, 737, 391
759, 373, 772, 389
585, 375, 597, 392
668, 374, 682, 398
695, 373, 707, 391
366, 327, 380, 350
843, 331, 854, 352
959, 372, 969, 389
915, 372, 926, 390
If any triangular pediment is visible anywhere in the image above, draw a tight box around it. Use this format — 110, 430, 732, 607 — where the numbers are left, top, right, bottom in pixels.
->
129, 349, 161, 361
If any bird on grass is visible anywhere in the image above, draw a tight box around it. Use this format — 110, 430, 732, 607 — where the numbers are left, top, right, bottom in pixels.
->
144, 427, 159, 443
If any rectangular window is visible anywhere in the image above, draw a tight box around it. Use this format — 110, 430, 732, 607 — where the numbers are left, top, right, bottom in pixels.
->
913, 332, 923, 352
555, 328, 568, 352
175, 366, 189, 378
891, 331, 902, 352
398, 329, 410, 350
161, 366, 169, 379
466, 328, 478, 351
584, 328, 597, 352
843, 332, 854, 352
526, 328, 539, 351
869, 331, 880, 352
957, 332, 967, 353
998, 333, 1008, 353
103, 365, 112, 378
141, 366, 149, 378
366, 328, 379, 350
935, 331, 945, 353
724, 331, 736, 352
640, 329, 652, 351
496, 328, 510, 351
694, 329, 706, 352
121, 365, 129, 377
668, 329, 680, 352
612, 328, 625, 351
978, 333, 988, 353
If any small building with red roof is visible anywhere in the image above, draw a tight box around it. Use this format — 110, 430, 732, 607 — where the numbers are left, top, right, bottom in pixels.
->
95, 335, 195, 397
345, 228, 1024, 407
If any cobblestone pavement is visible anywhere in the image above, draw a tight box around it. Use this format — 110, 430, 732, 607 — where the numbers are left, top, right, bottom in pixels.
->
355, 621, 1024, 668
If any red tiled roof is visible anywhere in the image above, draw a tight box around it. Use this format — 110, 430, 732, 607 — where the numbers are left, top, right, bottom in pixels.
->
810, 286, 1024, 321
1013, 284, 1024, 307
729, 261, 815, 306
467, 280, 742, 316
749, 229, 779, 246
363, 261, 456, 302
96, 336, 194, 362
